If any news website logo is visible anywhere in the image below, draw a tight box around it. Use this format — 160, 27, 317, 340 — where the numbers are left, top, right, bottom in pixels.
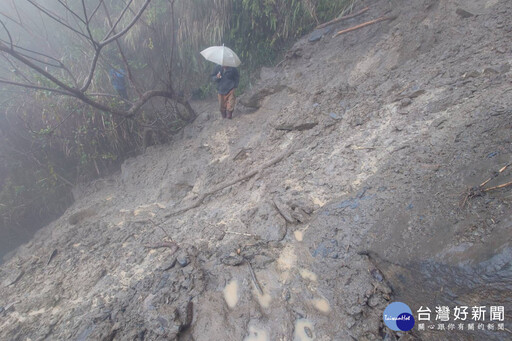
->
383, 302, 415, 331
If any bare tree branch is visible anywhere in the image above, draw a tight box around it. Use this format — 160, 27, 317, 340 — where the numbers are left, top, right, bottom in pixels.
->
101, 0, 151, 46
80, 0, 151, 93
26, 0, 90, 40
103, 0, 134, 41
81, 0, 98, 47
0, 41, 76, 93
79, 47, 101, 92
0, 78, 72, 96
0, 10, 21, 26
89, 0, 106, 22
9, 0, 23, 27
0, 19, 13, 49
102, 1, 141, 96
0, 0, 196, 122
57, 0, 86, 25
0, 39, 60, 68
126, 90, 174, 117
1, 55, 33, 84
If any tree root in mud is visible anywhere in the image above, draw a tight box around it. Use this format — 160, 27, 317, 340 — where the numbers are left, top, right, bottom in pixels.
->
333, 15, 397, 38
164, 143, 297, 218
460, 163, 511, 208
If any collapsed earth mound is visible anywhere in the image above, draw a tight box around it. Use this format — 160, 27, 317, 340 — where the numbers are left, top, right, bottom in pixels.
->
1, 0, 511, 340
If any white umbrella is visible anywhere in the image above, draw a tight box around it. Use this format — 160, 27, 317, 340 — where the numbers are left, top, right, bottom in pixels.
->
200, 45, 241, 67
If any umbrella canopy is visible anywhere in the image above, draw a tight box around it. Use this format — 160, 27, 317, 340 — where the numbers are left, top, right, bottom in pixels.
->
200, 45, 241, 67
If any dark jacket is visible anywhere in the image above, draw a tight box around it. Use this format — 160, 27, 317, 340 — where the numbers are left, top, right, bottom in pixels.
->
109, 68, 126, 91
211, 65, 239, 95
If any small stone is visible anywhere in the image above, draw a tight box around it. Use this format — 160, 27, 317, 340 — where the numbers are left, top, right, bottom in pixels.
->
371, 269, 384, 282
177, 254, 190, 267
400, 97, 412, 108
483, 67, 499, 75
283, 289, 291, 301
329, 112, 341, 120
456, 8, 474, 18
408, 89, 426, 98
160, 258, 177, 271
294, 122, 318, 131
304, 327, 313, 338
273, 198, 296, 223
345, 316, 356, 328
368, 295, 381, 308
291, 207, 309, 223
463, 70, 480, 79
308, 29, 324, 42
220, 253, 244, 266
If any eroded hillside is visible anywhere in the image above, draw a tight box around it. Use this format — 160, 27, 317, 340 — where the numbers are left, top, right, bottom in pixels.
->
1, 0, 511, 340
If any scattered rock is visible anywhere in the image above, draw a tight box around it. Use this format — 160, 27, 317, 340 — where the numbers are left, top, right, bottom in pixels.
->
295, 122, 318, 131
399, 97, 412, 108
220, 253, 244, 266
370, 269, 384, 282
329, 112, 342, 120
283, 289, 291, 301
275, 124, 294, 131
177, 254, 190, 267
483, 67, 499, 75
456, 8, 474, 18
273, 198, 296, 223
367, 295, 382, 308
432, 117, 448, 128
463, 70, 480, 79
408, 89, 426, 98
160, 258, 177, 271
285, 47, 303, 59
308, 29, 324, 42
275, 122, 318, 132
291, 207, 309, 223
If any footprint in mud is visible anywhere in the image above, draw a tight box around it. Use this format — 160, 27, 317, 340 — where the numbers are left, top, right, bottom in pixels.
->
223, 279, 239, 308
311, 296, 331, 314
294, 319, 315, 341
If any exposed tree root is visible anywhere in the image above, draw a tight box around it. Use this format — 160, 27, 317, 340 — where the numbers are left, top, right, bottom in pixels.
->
460, 163, 511, 208
333, 15, 397, 38
164, 143, 297, 218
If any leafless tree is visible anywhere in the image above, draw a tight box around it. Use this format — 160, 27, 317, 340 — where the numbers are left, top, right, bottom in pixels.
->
0, 0, 195, 120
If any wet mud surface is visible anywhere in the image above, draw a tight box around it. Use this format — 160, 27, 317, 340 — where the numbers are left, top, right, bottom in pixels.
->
1, 0, 512, 340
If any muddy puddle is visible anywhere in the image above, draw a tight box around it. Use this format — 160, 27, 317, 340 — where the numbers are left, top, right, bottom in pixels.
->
367, 246, 512, 340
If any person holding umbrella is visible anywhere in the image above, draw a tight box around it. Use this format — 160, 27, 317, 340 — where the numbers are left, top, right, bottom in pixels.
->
201, 45, 241, 119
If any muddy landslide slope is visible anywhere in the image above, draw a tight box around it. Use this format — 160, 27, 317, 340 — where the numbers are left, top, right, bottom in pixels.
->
1, 0, 511, 340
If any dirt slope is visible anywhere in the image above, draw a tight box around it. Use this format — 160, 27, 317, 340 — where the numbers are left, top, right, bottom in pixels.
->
1, 0, 511, 340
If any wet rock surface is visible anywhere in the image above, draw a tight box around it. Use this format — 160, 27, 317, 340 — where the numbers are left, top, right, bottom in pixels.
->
2, 0, 512, 340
